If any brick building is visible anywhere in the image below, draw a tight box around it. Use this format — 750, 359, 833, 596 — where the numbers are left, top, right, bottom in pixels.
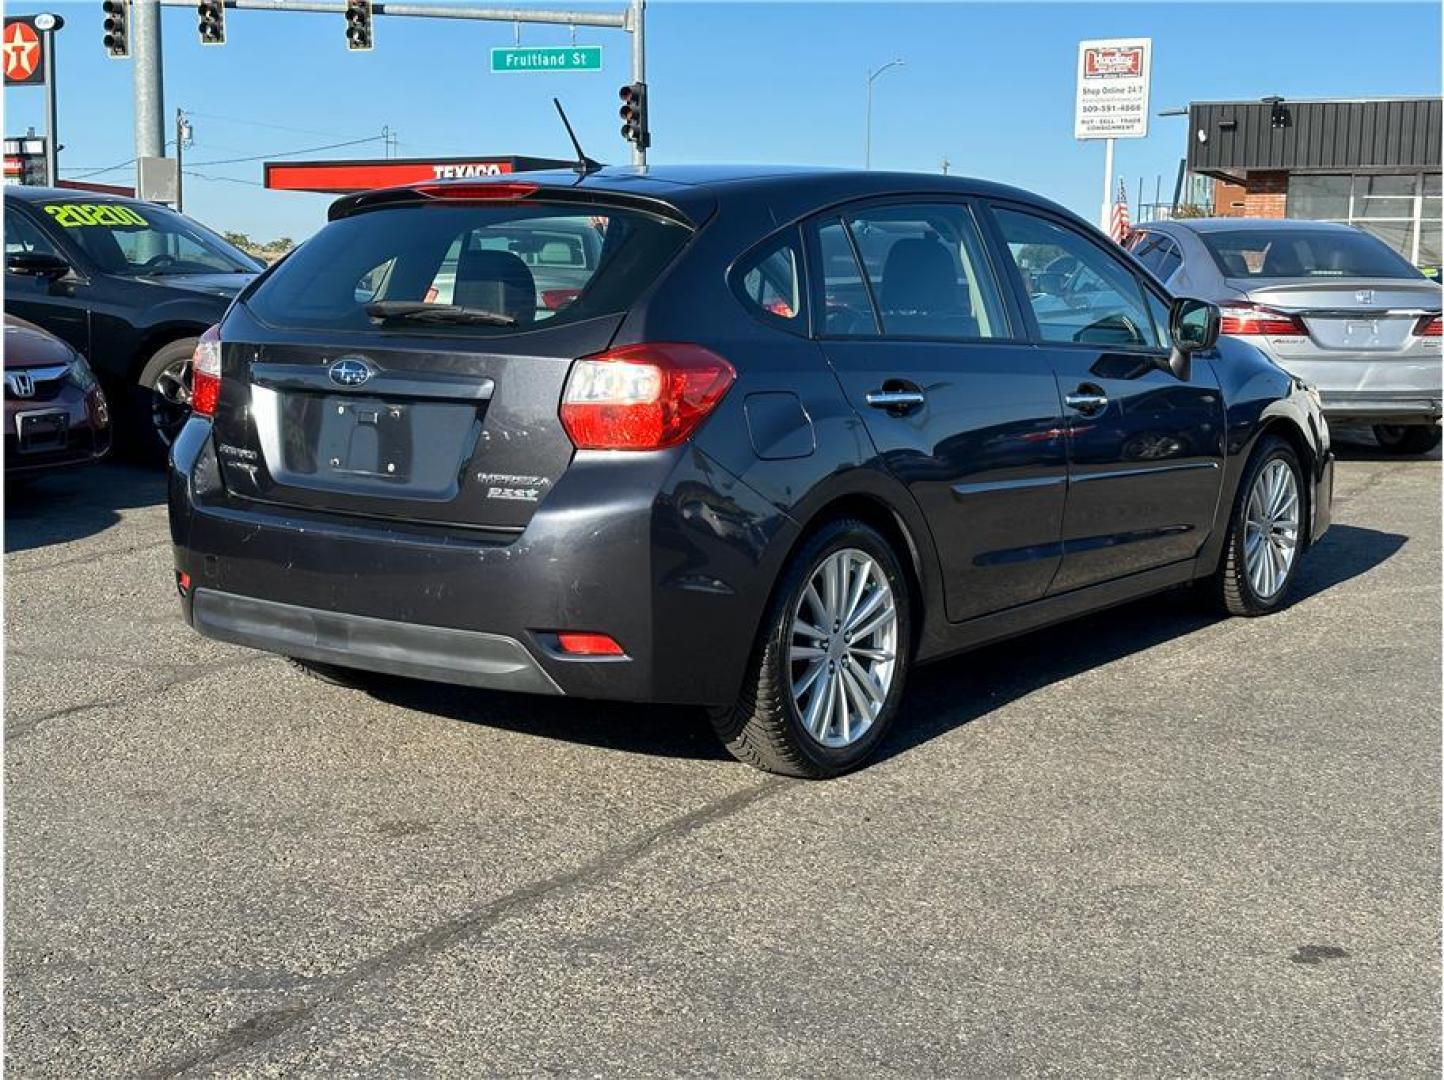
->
1187, 97, 1442, 267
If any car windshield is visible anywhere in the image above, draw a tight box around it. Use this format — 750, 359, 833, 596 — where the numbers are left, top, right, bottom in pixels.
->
1200, 227, 1423, 280
38, 200, 259, 277
242, 201, 692, 335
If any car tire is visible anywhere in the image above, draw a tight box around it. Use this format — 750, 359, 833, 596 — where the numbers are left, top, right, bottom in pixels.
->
708, 518, 912, 778
1372, 424, 1441, 456
128, 337, 199, 463
1208, 436, 1305, 617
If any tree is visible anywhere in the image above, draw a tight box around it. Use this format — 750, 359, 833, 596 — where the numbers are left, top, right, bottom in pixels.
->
222, 230, 252, 250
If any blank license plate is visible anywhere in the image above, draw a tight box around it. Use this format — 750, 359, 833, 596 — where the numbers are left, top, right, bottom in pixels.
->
16, 410, 68, 453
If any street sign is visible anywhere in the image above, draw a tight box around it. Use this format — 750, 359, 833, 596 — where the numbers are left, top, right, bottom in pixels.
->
491, 45, 602, 73
3, 17, 45, 86
1074, 37, 1151, 140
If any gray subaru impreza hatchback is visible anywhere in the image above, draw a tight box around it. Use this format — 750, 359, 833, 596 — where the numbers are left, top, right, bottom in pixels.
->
170, 166, 1333, 777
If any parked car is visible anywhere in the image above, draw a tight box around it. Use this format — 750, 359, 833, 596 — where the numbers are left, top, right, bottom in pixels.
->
168, 168, 1333, 777
3, 188, 263, 458
4, 314, 111, 476
1127, 218, 1442, 454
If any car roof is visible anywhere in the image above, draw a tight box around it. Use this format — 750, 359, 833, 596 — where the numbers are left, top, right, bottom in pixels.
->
1147, 217, 1362, 235
332, 164, 1091, 232
3, 186, 138, 204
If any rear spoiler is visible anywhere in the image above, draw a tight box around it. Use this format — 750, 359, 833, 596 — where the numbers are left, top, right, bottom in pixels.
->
328, 179, 697, 227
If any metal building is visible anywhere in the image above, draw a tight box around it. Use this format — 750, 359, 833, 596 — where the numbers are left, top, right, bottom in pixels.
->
1186, 96, 1442, 267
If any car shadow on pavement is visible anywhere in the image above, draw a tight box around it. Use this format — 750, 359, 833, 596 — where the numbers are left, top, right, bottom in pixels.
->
370, 521, 1407, 770
3, 462, 166, 553
873, 522, 1408, 767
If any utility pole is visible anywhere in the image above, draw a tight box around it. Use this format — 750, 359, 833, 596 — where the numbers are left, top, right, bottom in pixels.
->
941, 157, 950, 176
865, 58, 903, 169
132, 0, 164, 191
175, 108, 191, 211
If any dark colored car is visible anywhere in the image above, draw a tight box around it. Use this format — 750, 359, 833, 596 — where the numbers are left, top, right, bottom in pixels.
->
168, 167, 1333, 777
5, 313, 111, 475
3, 187, 262, 457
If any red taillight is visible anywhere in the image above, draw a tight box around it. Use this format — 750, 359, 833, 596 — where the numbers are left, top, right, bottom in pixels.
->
412, 181, 538, 201
556, 632, 624, 656
191, 323, 222, 418
559, 343, 735, 451
1219, 304, 1306, 337
1415, 315, 1442, 337
541, 287, 582, 311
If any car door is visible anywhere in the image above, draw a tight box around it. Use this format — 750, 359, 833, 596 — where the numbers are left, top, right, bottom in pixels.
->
806, 199, 1069, 623
986, 203, 1225, 593
3, 203, 90, 355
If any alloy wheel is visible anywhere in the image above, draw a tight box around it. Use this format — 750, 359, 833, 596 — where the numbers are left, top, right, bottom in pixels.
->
1243, 458, 1300, 600
787, 548, 899, 749
151, 357, 193, 447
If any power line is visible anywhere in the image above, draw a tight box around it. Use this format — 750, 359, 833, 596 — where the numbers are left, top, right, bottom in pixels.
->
188, 134, 385, 167
185, 110, 375, 142
63, 157, 137, 179
183, 170, 266, 188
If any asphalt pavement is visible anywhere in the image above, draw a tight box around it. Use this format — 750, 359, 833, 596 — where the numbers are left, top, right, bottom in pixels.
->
4, 432, 1440, 1077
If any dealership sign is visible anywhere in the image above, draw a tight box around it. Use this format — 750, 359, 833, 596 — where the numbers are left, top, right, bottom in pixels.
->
1074, 38, 1151, 140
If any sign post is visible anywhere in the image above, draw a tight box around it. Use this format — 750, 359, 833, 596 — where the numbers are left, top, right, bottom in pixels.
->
1075, 37, 1151, 232
4, 13, 63, 185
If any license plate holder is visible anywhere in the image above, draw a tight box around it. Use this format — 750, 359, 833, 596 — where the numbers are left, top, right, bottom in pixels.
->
315, 397, 413, 481
15, 409, 68, 453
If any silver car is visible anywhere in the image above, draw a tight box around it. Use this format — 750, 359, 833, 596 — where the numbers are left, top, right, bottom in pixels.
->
1129, 218, 1442, 454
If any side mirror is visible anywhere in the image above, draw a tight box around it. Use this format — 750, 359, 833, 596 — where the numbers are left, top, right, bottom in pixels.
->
6, 250, 71, 280
1166, 297, 1219, 380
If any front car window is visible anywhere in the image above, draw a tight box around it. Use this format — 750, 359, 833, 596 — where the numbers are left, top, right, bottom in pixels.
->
4, 206, 59, 258
1199, 227, 1423, 280
36, 200, 258, 276
993, 207, 1160, 349
245, 201, 691, 335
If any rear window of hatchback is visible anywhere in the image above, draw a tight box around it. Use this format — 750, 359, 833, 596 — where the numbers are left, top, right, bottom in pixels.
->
243, 201, 692, 335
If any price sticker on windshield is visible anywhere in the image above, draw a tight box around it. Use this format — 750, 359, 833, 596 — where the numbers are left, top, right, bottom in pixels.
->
42, 204, 150, 228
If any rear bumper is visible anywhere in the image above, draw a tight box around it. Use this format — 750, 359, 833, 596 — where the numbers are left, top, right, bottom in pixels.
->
192, 589, 561, 694
1316, 390, 1442, 425
169, 418, 795, 707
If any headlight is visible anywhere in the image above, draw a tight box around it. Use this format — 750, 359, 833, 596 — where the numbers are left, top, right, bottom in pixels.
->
67, 353, 98, 391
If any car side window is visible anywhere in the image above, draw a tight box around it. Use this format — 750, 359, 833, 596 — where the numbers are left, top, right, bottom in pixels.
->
993, 207, 1161, 350
1152, 237, 1182, 283
839, 202, 1008, 340
4, 208, 60, 259
733, 228, 806, 330
815, 218, 878, 335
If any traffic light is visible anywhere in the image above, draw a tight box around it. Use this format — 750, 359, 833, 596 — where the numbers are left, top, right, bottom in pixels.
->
344, 0, 373, 51
196, 0, 225, 45
619, 82, 649, 150
102, 0, 129, 58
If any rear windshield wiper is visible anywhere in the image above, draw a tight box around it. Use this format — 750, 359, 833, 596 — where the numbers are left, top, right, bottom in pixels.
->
365, 301, 517, 327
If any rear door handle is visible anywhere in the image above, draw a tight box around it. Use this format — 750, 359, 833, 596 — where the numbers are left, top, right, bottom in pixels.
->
1064, 387, 1108, 415
865, 390, 926, 410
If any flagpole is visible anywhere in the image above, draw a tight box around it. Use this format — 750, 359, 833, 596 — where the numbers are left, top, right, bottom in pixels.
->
1099, 137, 1115, 232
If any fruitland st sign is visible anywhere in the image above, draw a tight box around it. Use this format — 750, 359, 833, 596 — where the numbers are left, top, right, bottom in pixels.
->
1074, 37, 1151, 140
491, 45, 602, 73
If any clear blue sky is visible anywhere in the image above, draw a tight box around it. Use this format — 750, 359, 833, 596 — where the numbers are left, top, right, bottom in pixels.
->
5, 0, 1439, 240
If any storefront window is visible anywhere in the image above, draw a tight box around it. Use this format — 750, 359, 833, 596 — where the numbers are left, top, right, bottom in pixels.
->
1286, 171, 1440, 265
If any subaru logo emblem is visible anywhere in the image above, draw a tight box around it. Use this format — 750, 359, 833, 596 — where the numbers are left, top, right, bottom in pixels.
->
328, 357, 372, 388
7, 371, 35, 399
1355, 289, 1375, 305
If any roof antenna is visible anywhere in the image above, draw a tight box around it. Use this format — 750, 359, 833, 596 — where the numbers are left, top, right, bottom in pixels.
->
554, 98, 601, 176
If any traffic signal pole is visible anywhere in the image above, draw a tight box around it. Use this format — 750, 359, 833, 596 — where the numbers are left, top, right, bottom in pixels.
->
132, 0, 165, 181
138, 0, 648, 169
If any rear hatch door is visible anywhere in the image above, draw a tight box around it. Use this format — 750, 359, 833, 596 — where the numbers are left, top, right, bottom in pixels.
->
210, 190, 694, 531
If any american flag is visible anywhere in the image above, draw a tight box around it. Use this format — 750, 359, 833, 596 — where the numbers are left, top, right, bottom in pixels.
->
1109, 177, 1131, 244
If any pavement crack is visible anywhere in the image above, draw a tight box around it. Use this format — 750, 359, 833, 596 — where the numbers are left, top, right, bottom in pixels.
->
143, 776, 791, 1079
4, 655, 274, 742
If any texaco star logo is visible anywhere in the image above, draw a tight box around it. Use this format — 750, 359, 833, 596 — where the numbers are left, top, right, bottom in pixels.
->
3, 21, 40, 82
